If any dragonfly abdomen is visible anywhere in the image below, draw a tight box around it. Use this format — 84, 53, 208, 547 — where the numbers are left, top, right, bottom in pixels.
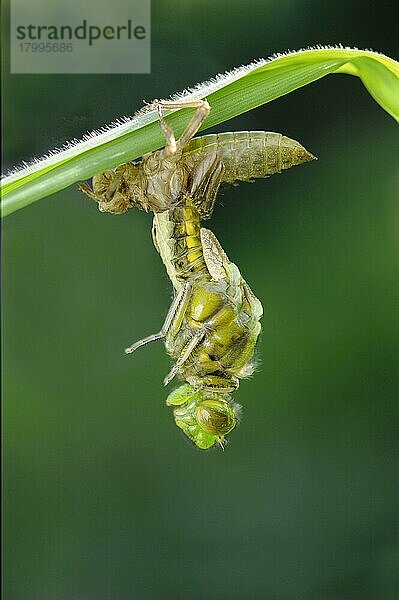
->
153, 197, 210, 289
183, 131, 315, 185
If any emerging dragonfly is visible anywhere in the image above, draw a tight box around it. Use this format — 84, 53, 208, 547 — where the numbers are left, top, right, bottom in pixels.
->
80, 99, 315, 449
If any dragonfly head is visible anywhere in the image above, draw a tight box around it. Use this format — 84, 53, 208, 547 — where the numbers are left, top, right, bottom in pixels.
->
166, 384, 238, 449
82, 164, 148, 215
85, 168, 130, 214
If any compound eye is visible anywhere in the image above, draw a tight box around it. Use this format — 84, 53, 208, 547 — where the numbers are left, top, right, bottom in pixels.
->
93, 171, 119, 200
195, 400, 236, 436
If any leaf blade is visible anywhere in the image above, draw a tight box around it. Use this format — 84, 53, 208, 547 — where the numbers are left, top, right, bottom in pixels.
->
2, 47, 398, 217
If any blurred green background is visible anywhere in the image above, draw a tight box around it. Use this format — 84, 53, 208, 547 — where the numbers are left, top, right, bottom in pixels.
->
3, 1, 399, 598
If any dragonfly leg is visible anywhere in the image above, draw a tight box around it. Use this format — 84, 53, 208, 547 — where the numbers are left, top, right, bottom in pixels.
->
174, 99, 210, 148
78, 182, 99, 203
124, 282, 191, 355
156, 104, 177, 156
151, 99, 210, 156
163, 328, 207, 386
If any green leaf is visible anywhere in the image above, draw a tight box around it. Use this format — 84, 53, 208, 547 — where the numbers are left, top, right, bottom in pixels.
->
2, 47, 398, 217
